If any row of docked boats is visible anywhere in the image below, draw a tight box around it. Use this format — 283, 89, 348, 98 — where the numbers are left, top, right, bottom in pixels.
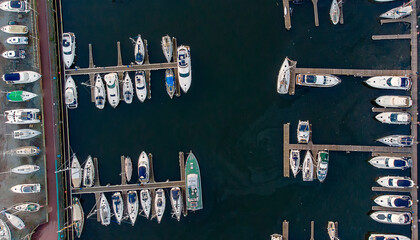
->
0, 201, 42, 235
289, 149, 329, 183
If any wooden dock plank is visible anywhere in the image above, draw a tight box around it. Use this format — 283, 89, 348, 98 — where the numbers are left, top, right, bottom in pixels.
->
380, 18, 411, 24
288, 143, 411, 154
371, 107, 408, 113
282, 0, 291, 30
120, 156, 126, 185
73, 180, 186, 194
149, 153, 155, 183
371, 152, 411, 157
88, 43, 95, 102
144, 39, 152, 100
372, 34, 411, 40
312, 0, 319, 27
94, 192, 101, 222
65, 62, 176, 76
117, 41, 123, 80
282, 220, 289, 240
372, 206, 411, 212
173, 37, 181, 97
371, 186, 412, 192
339, 0, 344, 25
93, 157, 100, 187
310, 221, 314, 240
179, 152, 188, 217
283, 123, 290, 178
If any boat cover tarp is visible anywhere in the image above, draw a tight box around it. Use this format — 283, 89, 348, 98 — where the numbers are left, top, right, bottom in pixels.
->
4, 73, 20, 81
401, 77, 409, 87
21, 112, 33, 120
138, 166, 147, 179
390, 114, 398, 122
394, 159, 406, 167
166, 76, 174, 86
128, 193, 136, 203
373, 237, 385, 240
172, 189, 180, 200
10, 1, 22, 8
394, 198, 410, 207
304, 75, 316, 83
135, 52, 143, 62
397, 179, 411, 187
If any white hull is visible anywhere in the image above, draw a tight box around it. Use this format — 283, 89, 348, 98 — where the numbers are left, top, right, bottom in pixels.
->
65, 76, 78, 109
5, 212, 24, 230
297, 120, 310, 143
94, 74, 106, 109
1, 25, 28, 34
4, 108, 40, 124
138, 151, 149, 183
125, 156, 132, 182
123, 72, 133, 104
170, 187, 183, 221
368, 234, 410, 240
7, 90, 37, 102
10, 183, 40, 193
271, 234, 283, 240
161, 35, 173, 62
368, 156, 412, 169
135, 71, 147, 102
377, 135, 413, 147
296, 74, 341, 87
127, 191, 139, 226
104, 73, 120, 108
83, 156, 94, 187
327, 221, 337, 240
374, 195, 412, 208
2, 50, 25, 59
140, 189, 151, 218
375, 112, 411, 125
380, 4, 412, 19
365, 76, 411, 90
62, 32, 76, 68
277, 58, 290, 94
13, 202, 41, 212
329, 0, 340, 25
71, 155, 82, 188
370, 211, 411, 225
99, 193, 111, 226
134, 35, 145, 65
11, 146, 40, 156
6, 36, 28, 45
3, 71, 41, 84
302, 151, 314, 181
72, 197, 84, 238
289, 150, 300, 178
375, 95, 412, 108
112, 192, 124, 225
376, 176, 414, 188
0, 219, 11, 240
11, 164, 39, 174
0, 1, 30, 13
13, 129, 41, 139
155, 189, 166, 223
177, 45, 192, 93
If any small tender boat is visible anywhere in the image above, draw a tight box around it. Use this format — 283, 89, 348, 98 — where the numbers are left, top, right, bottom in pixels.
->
296, 74, 341, 87
370, 211, 411, 225
2, 49, 25, 59
0, 1, 29, 13
1, 25, 28, 34
374, 195, 413, 208
6, 36, 28, 45
62, 32, 76, 68
111, 192, 124, 225
271, 234, 283, 240
317, 151, 329, 183
127, 190, 139, 226
99, 193, 111, 226
10, 146, 40, 156
329, 0, 340, 25
0, 219, 11, 240
104, 73, 120, 108
3, 71, 41, 84
4, 108, 40, 124
94, 74, 106, 109
7, 90, 37, 102
380, 3, 413, 19
170, 187, 183, 221
10, 183, 40, 193
155, 188, 166, 224
368, 234, 410, 240
11, 164, 39, 174
377, 135, 413, 147
72, 197, 84, 238
297, 120, 310, 143
83, 156, 94, 187
165, 69, 175, 99
13, 202, 41, 212
185, 152, 203, 211
135, 71, 147, 102
65, 76, 78, 109
125, 156, 132, 182
375, 95, 412, 108
138, 151, 149, 183
302, 151, 314, 181
368, 156, 412, 170
12, 129, 41, 139
365, 76, 411, 90
289, 150, 300, 178
177, 45, 192, 93
375, 112, 411, 125
71, 155, 82, 188
134, 34, 145, 65
123, 72, 133, 104
377, 176, 414, 188
140, 189, 151, 218
4, 212, 24, 230
277, 58, 290, 94
161, 35, 173, 62
327, 221, 337, 240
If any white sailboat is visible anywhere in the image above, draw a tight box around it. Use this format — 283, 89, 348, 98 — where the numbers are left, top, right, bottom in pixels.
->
99, 193, 111, 226
10, 165, 39, 174
271, 234, 283, 240
155, 189, 166, 224
10, 183, 40, 193
177, 45, 192, 93
4, 108, 40, 124
0, 219, 11, 240
135, 71, 147, 102
12, 129, 41, 139
134, 34, 145, 65
161, 35, 173, 62
62, 32, 76, 68
4, 212, 24, 230
123, 72, 133, 104
104, 73, 120, 108
375, 112, 411, 125
138, 151, 149, 183
327, 221, 338, 240
94, 74, 106, 109
297, 120, 310, 143
72, 197, 84, 238
125, 156, 132, 182
10, 146, 40, 156
329, 0, 340, 25
170, 187, 183, 221
302, 151, 314, 181
65, 76, 78, 109
71, 155, 82, 188
289, 150, 300, 178
140, 189, 151, 219
277, 58, 290, 94
380, 3, 413, 19
127, 191, 139, 226
2, 71, 41, 84
83, 156, 94, 187
111, 192, 124, 225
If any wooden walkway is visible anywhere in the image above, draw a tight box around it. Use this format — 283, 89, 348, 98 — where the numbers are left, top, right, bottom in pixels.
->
312, 0, 319, 27
371, 107, 409, 113
282, 220, 289, 240
372, 34, 411, 41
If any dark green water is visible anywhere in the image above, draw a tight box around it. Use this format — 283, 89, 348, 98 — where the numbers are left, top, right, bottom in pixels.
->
62, 0, 414, 239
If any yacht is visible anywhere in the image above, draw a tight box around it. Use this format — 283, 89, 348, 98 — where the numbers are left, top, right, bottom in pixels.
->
11, 164, 39, 174
374, 195, 412, 208
296, 74, 341, 87
185, 152, 203, 210
127, 190, 139, 226
13, 202, 40, 212
317, 151, 329, 183
111, 192, 123, 225
104, 73, 120, 108
377, 176, 414, 188
71, 155, 82, 188
2, 49, 25, 59
289, 150, 300, 178
277, 58, 290, 94
140, 189, 151, 218
1, 25, 28, 34
94, 74, 106, 109
271, 234, 283, 240
135, 71, 147, 102
6, 36, 28, 45
375, 95, 412, 108
72, 197, 84, 238
138, 151, 149, 183
123, 72, 133, 104
99, 193, 111, 226
62, 32, 76, 68
4, 212, 24, 230
365, 76, 411, 90
302, 151, 314, 181
155, 188, 166, 224
65, 76, 78, 109
177, 45, 192, 93
125, 156, 132, 182
330, 0, 340, 25
375, 112, 411, 125
4, 108, 40, 124
380, 3, 413, 19
0, 219, 10, 240
170, 187, 183, 221
12, 128, 41, 139
10, 146, 40, 156
165, 69, 175, 99
3, 71, 41, 84
377, 135, 413, 147
368, 156, 412, 170
134, 34, 145, 65
368, 234, 410, 240
327, 221, 338, 240
7, 90, 37, 102
83, 156, 94, 187
297, 120, 310, 143
370, 211, 411, 225
10, 183, 40, 193
0, 0, 29, 13
161, 35, 173, 62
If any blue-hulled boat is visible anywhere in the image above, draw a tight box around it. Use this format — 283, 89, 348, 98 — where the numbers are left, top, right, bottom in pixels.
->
165, 69, 175, 99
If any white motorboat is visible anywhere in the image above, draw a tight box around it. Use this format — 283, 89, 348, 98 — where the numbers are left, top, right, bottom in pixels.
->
125, 156, 132, 182
11, 164, 39, 174
10, 183, 40, 193
7, 90, 37, 102
155, 188, 166, 224
13, 202, 41, 212
99, 193, 111, 226
138, 151, 149, 183
1, 25, 28, 34
165, 69, 175, 99
2, 71, 41, 84
170, 187, 183, 221
380, 3, 413, 19
297, 120, 310, 143
104, 73, 120, 108
277, 58, 290, 94
0, 0, 29, 13
4, 108, 40, 124
4, 212, 24, 230
271, 234, 283, 240
94, 74, 106, 109
374, 195, 412, 208
111, 192, 123, 225
72, 197, 84, 238
375, 112, 411, 125
377, 176, 414, 188
329, 0, 340, 25
140, 189, 151, 219
327, 221, 337, 240
370, 211, 411, 225
317, 151, 329, 183
65, 76, 78, 109
134, 34, 145, 65
368, 156, 412, 170
71, 155, 82, 188
83, 156, 94, 187
62, 32, 76, 68
289, 150, 300, 178
365, 76, 411, 90
368, 234, 410, 240
6, 36, 28, 45
177, 45, 192, 93
377, 135, 413, 147
12, 129, 41, 139
302, 151, 314, 181
375, 95, 412, 108
10, 146, 40, 156
123, 72, 133, 104
161, 35, 173, 62
296, 74, 341, 87
0, 219, 11, 240
127, 190, 139, 226
2, 49, 25, 59
134, 71, 147, 102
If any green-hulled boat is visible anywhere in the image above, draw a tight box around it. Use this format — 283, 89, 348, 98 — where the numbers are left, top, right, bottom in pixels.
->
72, 197, 84, 238
6, 90, 37, 102
185, 151, 203, 211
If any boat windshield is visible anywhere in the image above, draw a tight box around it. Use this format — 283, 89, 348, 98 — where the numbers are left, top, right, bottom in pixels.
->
390, 113, 398, 122
299, 124, 308, 131
21, 112, 33, 120
180, 72, 190, 78
401, 77, 409, 87
178, 53, 188, 67
305, 75, 316, 83
62, 39, 70, 47
135, 52, 143, 62
401, 137, 412, 145
388, 179, 394, 186
128, 193, 136, 203
138, 166, 147, 179
386, 78, 393, 86
387, 214, 392, 222
10, 1, 22, 9
172, 189, 180, 200
64, 51, 72, 55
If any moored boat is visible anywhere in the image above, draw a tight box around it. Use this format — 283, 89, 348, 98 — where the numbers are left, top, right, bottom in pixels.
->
365, 76, 411, 90
13, 202, 41, 212
289, 150, 300, 178
6, 36, 28, 45
111, 192, 123, 225
185, 152, 203, 210
99, 193, 111, 226
327, 221, 337, 240
297, 120, 310, 143
374, 95, 412, 108
380, 3, 413, 19
0, 0, 29, 13
370, 211, 411, 225
155, 188, 165, 224
10, 164, 39, 174
10, 146, 40, 156
135, 71, 146, 102
374, 195, 412, 208
375, 112, 411, 125
368, 156, 412, 170
161, 35, 173, 62
2, 49, 25, 59
277, 58, 290, 94
83, 156, 94, 187
7, 90, 37, 102
127, 190, 139, 226
125, 156, 132, 182
12, 128, 41, 139
302, 151, 314, 181
296, 74, 341, 87
123, 72, 133, 104
376, 176, 414, 188
1, 25, 27, 34
104, 73, 120, 108
317, 151, 329, 183
134, 34, 145, 65
10, 183, 40, 193
368, 233, 410, 240
138, 151, 149, 183
165, 69, 175, 99
71, 155, 82, 188
62, 32, 76, 68
4, 108, 40, 124
94, 74, 106, 109
4, 212, 24, 230
170, 187, 183, 221
0, 219, 11, 240
177, 45, 192, 93
2, 71, 41, 84
140, 189, 151, 218
271, 234, 283, 240
65, 76, 78, 109
72, 197, 84, 238
329, 0, 340, 25
377, 135, 413, 147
